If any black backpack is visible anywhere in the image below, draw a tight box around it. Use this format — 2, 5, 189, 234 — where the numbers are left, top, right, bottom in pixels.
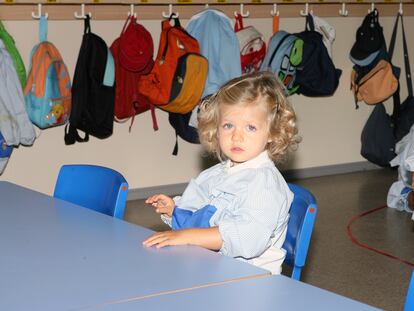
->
295, 15, 342, 97
65, 15, 115, 145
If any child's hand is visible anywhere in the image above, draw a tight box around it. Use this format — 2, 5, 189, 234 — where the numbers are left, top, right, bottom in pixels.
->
142, 230, 189, 248
145, 194, 175, 217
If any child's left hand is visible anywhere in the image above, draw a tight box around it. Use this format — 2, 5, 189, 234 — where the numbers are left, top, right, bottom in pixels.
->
142, 227, 223, 250
142, 230, 189, 248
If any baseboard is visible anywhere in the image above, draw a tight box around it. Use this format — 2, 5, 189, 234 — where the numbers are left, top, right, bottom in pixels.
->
281, 161, 380, 180
127, 161, 380, 201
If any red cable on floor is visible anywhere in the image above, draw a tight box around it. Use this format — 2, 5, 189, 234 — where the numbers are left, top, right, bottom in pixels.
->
347, 205, 414, 267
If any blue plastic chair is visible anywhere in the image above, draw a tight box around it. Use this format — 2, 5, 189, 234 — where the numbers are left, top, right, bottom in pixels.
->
282, 183, 318, 281
405, 271, 414, 311
54, 165, 128, 219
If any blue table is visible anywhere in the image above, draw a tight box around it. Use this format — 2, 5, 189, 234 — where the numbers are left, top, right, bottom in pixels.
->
0, 181, 268, 311
87, 275, 381, 311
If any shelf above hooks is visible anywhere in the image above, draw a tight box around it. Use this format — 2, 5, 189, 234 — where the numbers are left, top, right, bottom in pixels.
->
0, 2, 414, 21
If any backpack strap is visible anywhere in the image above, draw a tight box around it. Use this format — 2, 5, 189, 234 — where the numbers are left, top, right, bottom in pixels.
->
39, 16, 47, 42
234, 13, 244, 32
120, 15, 132, 36
400, 14, 413, 96
84, 14, 91, 34
64, 124, 89, 145
172, 133, 179, 156
168, 13, 180, 27
388, 13, 399, 61
304, 14, 315, 32
272, 15, 280, 34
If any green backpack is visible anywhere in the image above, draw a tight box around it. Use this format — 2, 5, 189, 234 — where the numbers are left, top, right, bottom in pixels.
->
0, 21, 26, 88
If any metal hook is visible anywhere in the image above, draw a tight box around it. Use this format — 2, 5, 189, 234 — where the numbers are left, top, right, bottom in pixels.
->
205, 3, 209, 9
399, 2, 403, 15
271, 4, 279, 17
162, 4, 179, 18
234, 4, 250, 18
339, 3, 348, 17
128, 4, 137, 18
74, 4, 91, 19
368, 2, 375, 14
300, 3, 313, 17
31, 4, 48, 19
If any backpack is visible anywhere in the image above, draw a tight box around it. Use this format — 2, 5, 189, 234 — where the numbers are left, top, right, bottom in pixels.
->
0, 21, 26, 88
234, 13, 266, 74
24, 16, 71, 129
110, 16, 158, 131
138, 16, 207, 114
186, 9, 241, 98
294, 15, 342, 97
350, 51, 399, 108
260, 30, 303, 96
350, 9, 385, 67
65, 15, 115, 144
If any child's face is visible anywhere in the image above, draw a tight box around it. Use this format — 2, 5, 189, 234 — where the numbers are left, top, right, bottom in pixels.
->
218, 103, 270, 165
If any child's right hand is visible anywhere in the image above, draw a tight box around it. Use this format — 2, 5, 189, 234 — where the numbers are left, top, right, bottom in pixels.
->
145, 194, 175, 217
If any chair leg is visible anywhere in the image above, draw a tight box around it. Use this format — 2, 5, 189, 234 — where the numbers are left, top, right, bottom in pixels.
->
291, 266, 302, 281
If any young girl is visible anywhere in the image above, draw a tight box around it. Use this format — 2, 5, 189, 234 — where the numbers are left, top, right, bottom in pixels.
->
143, 72, 300, 274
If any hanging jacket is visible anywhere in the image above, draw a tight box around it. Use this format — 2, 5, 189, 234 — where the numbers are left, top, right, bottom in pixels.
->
0, 39, 36, 147
0, 21, 26, 88
186, 9, 241, 98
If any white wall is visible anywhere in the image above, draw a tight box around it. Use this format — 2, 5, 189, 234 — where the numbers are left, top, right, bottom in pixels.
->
1, 15, 413, 195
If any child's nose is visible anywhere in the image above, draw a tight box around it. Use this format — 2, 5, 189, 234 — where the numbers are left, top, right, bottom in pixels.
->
231, 128, 243, 142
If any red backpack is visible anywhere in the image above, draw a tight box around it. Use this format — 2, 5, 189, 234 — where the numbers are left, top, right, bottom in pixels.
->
110, 16, 158, 130
234, 14, 266, 74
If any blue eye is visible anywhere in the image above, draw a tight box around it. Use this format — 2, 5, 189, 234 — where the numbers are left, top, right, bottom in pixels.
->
223, 123, 233, 129
247, 125, 257, 132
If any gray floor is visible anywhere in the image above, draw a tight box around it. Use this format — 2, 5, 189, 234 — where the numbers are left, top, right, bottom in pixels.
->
124, 168, 414, 311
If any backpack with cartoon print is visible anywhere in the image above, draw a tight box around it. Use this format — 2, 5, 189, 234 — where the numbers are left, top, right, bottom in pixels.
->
260, 30, 303, 96
24, 16, 71, 129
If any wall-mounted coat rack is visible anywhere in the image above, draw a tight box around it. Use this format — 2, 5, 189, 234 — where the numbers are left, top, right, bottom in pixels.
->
0, 2, 413, 20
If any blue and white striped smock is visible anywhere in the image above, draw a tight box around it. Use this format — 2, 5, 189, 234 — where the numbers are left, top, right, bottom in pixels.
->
166, 151, 293, 274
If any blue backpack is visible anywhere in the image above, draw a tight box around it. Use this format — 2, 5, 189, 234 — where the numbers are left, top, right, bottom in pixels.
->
260, 30, 303, 96
24, 16, 71, 129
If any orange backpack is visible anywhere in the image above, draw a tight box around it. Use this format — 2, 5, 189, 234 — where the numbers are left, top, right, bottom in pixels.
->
24, 16, 71, 129
138, 16, 207, 114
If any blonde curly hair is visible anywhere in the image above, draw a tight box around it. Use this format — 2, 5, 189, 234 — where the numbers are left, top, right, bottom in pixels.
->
197, 71, 299, 163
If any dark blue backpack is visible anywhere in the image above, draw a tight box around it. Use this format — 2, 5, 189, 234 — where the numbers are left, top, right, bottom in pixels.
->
295, 15, 342, 97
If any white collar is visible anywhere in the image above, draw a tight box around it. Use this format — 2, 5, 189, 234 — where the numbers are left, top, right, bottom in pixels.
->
224, 151, 271, 174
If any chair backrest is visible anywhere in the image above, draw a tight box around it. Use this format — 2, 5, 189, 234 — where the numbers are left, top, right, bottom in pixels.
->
405, 271, 414, 311
282, 183, 317, 280
53, 165, 128, 219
